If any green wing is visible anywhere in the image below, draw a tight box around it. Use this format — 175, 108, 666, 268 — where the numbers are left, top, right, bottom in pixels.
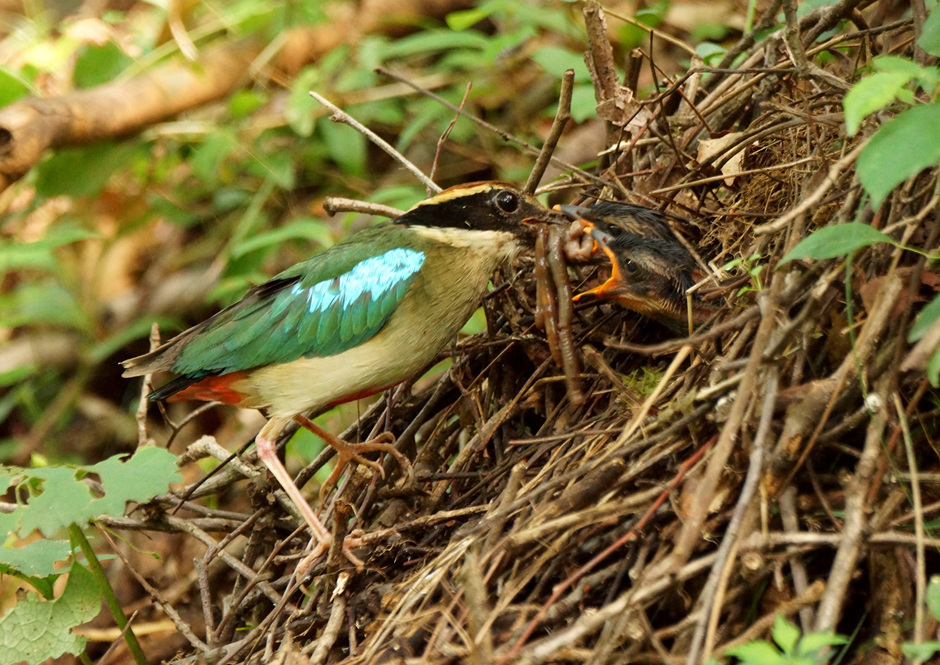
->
172, 237, 425, 377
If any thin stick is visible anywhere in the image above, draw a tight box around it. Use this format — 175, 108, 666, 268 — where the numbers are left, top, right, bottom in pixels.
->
375, 66, 607, 188
323, 197, 404, 218
430, 82, 472, 188
308, 90, 441, 193
525, 70, 573, 194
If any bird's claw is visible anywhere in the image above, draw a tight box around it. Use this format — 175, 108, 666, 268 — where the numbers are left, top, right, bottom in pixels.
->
318, 433, 412, 500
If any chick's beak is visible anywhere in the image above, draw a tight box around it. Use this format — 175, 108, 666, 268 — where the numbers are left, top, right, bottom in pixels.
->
573, 227, 625, 302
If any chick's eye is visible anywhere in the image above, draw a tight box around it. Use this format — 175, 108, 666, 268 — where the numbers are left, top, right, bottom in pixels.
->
495, 190, 519, 213
623, 259, 638, 274
607, 225, 622, 237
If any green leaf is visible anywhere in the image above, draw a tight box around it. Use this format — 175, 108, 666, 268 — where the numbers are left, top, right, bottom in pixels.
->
446, 7, 492, 30
379, 30, 490, 59
286, 67, 320, 137
0, 227, 98, 273
228, 89, 266, 118
318, 117, 366, 176
927, 575, 940, 620
0, 561, 100, 665
190, 131, 238, 185
34, 141, 140, 198
928, 347, 940, 386
696, 42, 727, 66
0, 66, 31, 108
0, 539, 71, 578
0, 281, 93, 332
0, 449, 180, 539
843, 71, 912, 136
858, 104, 940, 207
726, 639, 786, 665
901, 641, 940, 662
918, 8, 940, 57
73, 41, 132, 88
909, 293, 940, 342
772, 615, 800, 654
531, 46, 592, 80
797, 631, 849, 655
232, 219, 333, 258
778, 223, 894, 265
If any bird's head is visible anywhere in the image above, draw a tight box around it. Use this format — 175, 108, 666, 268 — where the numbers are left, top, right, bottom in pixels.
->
395, 182, 561, 256
576, 223, 700, 326
559, 200, 673, 241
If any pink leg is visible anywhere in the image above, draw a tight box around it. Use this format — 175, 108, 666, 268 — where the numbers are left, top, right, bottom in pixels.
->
256, 420, 364, 567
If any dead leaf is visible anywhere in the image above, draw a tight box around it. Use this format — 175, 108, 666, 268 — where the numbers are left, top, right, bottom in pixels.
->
697, 133, 747, 185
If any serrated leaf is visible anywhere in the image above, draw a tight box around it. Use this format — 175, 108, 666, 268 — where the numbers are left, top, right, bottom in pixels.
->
0, 539, 71, 579
778, 223, 894, 265
797, 631, 849, 654
927, 575, 940, 620
1, 449, 180, 539
843, 71, 912, 136
772, 615, 801, 653
726, 639, 786, 665
0, 562, 100, 665
858, 104, 940, 207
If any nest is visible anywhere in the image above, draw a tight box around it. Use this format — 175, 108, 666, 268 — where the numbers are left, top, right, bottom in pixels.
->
101, 3, 939, 664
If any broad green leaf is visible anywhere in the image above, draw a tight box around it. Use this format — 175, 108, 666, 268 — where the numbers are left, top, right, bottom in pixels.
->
531, 46, 592, 80
228, 89, 266, 118
778, 223, 894, 265
0, 66, 31, 108
909, 293, 940, 342
771, 615, 800, 654
919, 8, 940, 57
927, 575, 940, 620
446, 7, 492, 30
34, 141, 140, 198
858, 104, 940, 207
901, 641, 940, 662
0, 539, 71, 578
0, 449, 180, 539
0, 562, 100, 665
0, 282, 93, 332
844, 71, 912, 136
73, 41, 132, 88
696, 42, 727, 66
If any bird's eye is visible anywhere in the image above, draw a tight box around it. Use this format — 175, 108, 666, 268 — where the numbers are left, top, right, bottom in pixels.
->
495, 190, 519, 213
623, 259, 638, 274
607, 225, 623, 237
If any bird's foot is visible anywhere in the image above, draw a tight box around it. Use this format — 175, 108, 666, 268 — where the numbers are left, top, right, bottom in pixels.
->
292, 416, 413, 500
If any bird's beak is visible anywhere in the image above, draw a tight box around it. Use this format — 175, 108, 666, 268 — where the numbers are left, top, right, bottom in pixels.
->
572, 227, 624, 302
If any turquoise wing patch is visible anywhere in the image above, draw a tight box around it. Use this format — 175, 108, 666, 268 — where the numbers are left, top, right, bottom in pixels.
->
173, 248, 425, 375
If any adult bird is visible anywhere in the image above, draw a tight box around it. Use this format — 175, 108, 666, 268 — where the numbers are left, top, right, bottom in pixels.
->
123, 182, 555, 560
560, 203, 718, 330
